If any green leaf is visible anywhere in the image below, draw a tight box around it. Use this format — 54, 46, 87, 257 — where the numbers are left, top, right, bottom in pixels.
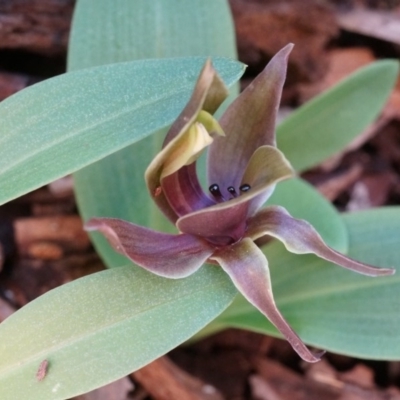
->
277, 60, 399, 172
6, 2, 239, 399
267, 178, 348, 252
68, 0, 237, 71
70, 0, 238, 268
218, 207, 400, 360
0, 57, 243, 207
0, 266, 235, 400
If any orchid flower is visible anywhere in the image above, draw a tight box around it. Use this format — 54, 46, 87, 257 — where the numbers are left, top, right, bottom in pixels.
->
85, 44, 394, 362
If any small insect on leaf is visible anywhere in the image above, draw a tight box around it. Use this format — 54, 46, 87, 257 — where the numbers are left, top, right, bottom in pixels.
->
36, 359, 49, 382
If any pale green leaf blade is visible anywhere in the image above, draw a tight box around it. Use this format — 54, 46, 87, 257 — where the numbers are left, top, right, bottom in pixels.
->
68, 0, 237, 71
218, 207, 400, 360
0, 57, 244, 207
267, 178, 348, 252
277, 60, 399, 172
0, 266, 235, 400
69, 0, 238, 267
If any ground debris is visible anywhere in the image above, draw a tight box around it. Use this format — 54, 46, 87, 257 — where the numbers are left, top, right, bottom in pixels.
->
230, 0, 338, 83
14, 215, 90, 259
249, 357, 400, 400
0, 71, 35, 100
338, 8, 400, 45
0, 0, 74, 55
132, 356, 224, 400
73, 377, 134, 400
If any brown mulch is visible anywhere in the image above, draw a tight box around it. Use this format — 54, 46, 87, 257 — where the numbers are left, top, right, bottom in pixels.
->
1, 0, 400, 399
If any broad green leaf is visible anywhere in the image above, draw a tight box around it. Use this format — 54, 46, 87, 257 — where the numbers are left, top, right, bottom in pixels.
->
69, 0, 238, 267
267, 178, 348, 252
0, 57, 243, 207
68, 0, 237, 71
277, 60, 399, 172
217, 207, 400, 360
4, 2, 241, 399
0, 266, 235, 400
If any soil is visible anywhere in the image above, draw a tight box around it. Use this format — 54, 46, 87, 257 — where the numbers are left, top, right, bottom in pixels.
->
1, 0, 400, 399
